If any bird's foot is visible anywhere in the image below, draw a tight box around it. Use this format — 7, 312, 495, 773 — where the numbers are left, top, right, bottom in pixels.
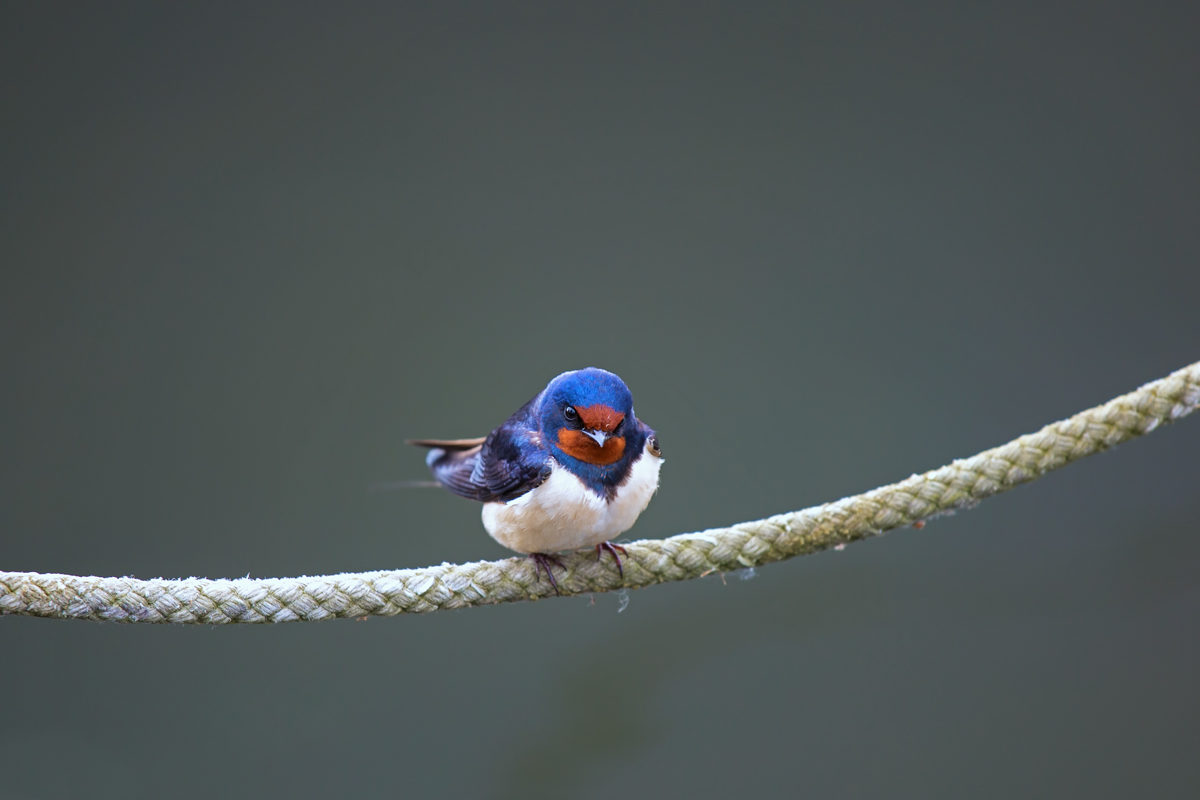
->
595, 542, 629, 578
530, 552, 566, 596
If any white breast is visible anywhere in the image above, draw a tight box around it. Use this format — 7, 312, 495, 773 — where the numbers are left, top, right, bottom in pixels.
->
481, 450, 663, 554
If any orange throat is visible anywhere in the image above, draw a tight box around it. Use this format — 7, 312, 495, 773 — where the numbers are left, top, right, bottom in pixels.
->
556, 429, 626, 465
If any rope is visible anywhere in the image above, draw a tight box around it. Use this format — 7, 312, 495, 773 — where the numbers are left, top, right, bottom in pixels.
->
3, 361, 1198, 624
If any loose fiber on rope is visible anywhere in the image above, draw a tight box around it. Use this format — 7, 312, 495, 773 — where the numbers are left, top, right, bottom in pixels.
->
3, 361, 1198, 624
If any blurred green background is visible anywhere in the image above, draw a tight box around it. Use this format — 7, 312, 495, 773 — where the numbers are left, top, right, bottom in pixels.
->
2, 3, 1198, 798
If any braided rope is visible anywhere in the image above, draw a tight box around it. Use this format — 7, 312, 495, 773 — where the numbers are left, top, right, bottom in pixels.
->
4, 361, 1198, 624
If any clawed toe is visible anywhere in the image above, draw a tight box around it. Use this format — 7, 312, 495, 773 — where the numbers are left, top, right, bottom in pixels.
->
595, 541, 629, 578
530, 544, 628, 594
530, 552, 566, 595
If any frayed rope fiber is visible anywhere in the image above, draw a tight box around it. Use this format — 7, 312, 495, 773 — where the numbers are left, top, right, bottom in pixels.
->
4, 361, 1198, 624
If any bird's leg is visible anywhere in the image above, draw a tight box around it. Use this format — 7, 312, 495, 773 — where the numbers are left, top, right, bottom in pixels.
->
530, 552, 566, 596
595, 542, 629, 578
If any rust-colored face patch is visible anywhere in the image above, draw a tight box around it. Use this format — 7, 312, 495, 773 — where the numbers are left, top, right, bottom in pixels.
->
575, 404, 625, 433
556, 429, 626, 465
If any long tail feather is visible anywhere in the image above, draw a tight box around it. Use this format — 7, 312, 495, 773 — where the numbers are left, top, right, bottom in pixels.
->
367, 479, 446, 493
405, 437, 487, 450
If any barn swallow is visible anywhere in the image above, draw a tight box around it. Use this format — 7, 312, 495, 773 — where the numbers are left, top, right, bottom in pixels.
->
409, 367, 662, 593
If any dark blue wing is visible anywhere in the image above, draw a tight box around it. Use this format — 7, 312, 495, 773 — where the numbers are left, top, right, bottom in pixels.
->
412, 396, 551, 503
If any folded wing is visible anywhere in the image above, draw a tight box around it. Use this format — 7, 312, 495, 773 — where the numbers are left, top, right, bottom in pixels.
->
408, 420, 549, 504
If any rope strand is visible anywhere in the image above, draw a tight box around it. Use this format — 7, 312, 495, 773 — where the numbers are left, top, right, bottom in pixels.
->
3, 361, 1198, 624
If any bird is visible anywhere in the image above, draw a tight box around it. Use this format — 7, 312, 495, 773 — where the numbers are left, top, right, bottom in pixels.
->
408, 367, 662, 593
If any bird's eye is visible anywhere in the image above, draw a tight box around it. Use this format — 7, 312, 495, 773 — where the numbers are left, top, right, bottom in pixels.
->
564, 406, 579, 423
647, 435, 661, 457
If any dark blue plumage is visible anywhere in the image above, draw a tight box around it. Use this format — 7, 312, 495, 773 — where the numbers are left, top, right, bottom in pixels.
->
412, 367, 656, 504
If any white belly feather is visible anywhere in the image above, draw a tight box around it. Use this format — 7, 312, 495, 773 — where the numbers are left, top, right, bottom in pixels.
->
482, 451, 662, 554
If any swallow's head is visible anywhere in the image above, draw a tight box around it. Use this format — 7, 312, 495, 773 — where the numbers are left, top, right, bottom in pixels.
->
539, 367, 638, 468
